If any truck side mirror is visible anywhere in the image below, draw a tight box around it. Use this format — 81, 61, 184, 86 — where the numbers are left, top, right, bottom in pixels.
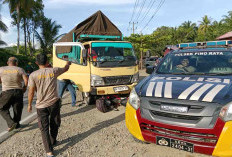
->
82, 49, 87, 59
146, 66, 155, 74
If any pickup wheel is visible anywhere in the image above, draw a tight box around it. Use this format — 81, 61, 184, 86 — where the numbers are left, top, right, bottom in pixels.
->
96, 98, 109, 113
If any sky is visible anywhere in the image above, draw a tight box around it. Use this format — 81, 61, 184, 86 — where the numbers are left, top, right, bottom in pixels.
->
1, 0, 232, 46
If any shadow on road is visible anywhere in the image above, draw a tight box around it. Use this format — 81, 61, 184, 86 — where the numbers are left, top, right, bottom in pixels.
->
19, 105, 96, 132
61, 105, 95, 119
55, 113, 125, 155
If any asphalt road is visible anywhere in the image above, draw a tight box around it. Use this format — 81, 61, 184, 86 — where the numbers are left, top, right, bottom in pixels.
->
0, 85, 37, 133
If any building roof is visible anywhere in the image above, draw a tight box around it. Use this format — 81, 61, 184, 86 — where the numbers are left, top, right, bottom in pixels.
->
216, 31, 232, 40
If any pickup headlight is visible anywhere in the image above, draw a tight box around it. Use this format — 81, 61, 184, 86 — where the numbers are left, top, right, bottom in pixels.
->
91, 74, 104, 86
131, 72, 139, 83
219, 102, 232, 122
129, 88, 140, 110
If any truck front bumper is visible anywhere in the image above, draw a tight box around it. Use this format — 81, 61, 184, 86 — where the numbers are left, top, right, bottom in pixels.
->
91, 83, 137, 95
125, 102, 232, 156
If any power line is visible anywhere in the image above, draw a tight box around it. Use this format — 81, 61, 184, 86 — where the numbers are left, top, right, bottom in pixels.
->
134, 0, 147, 22
141, 0, 165, 32
138, 0, 156, 25
129, 0, 139, 23
127, 0, 139, 31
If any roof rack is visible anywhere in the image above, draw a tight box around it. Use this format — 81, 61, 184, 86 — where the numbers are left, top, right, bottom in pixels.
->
78, 34, 123, 41
177, 40, 232, 49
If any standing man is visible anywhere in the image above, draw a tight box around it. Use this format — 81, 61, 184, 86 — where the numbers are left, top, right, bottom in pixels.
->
58, 55, 77, 107
27, 53, 71, 157
0, 57, 28, 131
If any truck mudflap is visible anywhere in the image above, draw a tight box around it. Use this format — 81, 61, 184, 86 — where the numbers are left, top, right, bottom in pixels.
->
126, 102, 232, 156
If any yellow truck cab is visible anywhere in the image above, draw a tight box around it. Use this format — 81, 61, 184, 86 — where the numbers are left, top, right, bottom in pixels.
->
53, 38, 138, 112
52, 11, 139, 112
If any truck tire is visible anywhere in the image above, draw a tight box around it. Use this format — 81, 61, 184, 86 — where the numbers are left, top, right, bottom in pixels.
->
82, 92, 94, 105
84, 95, 96, 105
96, 98, 108, 113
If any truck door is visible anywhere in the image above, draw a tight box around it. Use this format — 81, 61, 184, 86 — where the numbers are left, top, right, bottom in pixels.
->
53, 42, 91, 92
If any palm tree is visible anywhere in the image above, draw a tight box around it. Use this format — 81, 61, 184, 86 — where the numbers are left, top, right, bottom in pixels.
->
21, 0, 34, 55
199, 15, 212, 40
180, 21, 198, 42
222, 11, 232, 32
0, 20, 8, 45
4, 0, 34, 54
35, 17, 64, 54
0, 3, 8, 45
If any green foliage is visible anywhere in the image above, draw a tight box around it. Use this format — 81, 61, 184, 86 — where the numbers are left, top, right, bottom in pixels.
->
35, 16, 63, 54
0, 8, 8, 45
125, 11, 232, 57
0, 48, 37, 69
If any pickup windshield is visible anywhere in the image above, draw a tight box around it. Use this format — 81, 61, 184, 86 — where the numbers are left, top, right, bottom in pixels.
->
91, 42, 136, 67
157, 50, 232, 75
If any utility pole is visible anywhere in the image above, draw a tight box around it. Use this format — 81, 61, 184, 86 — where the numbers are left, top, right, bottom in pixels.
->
132, 22, 135, 34
140, 32, 143, 70
129, 22, 137, 34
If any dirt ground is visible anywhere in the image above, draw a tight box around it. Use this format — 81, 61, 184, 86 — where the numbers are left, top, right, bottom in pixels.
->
0, 93, 210, 157
0, 70, 210, 157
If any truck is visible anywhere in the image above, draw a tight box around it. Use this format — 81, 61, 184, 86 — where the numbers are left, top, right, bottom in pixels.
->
53, 11, 139, 112
125, 40, 232, 156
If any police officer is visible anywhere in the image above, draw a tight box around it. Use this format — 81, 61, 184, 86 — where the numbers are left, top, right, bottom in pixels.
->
27, 54, 71, 157
0, 57, 28, 131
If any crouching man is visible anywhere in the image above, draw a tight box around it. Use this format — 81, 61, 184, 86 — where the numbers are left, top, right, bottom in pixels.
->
27, 54, 71, 157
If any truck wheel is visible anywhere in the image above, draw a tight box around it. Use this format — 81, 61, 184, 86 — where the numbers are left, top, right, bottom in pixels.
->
96, 98, 108, 113
84, 95, 95, 105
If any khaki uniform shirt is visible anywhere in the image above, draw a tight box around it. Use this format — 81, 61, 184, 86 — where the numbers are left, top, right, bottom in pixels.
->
0, 66, 26, 91
28, 67, 66, 109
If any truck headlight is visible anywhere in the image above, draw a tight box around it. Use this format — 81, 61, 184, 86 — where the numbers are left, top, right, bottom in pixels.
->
131, 72, 139, 83
91, 74, 104, 86
219, 102, 232, 122
129, 88, 140, 110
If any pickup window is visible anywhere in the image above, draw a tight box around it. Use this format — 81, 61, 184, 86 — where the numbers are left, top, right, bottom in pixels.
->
157, 51, 232, 75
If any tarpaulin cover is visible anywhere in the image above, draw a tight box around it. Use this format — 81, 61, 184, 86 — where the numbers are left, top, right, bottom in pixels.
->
56, 10, 122, 53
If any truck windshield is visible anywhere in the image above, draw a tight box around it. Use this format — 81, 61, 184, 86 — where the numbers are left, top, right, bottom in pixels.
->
157, 50, 232, 75
91, 42, 136, 67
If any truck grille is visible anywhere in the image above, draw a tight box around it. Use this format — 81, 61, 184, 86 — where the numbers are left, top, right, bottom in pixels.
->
140, 97, 221, 128
103, 75, 132, 86
151, 111, 202, 121
140, 123, 218, 144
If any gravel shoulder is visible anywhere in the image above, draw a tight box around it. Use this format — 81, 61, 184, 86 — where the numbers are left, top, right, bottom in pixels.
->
0, 93, 210, 157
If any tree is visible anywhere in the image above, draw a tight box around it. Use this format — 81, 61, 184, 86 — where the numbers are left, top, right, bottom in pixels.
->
4, 0, 34, 54
222, 11, 232, 32
0, 3, 8, 45
22, 0, 44, 56
35, 17, 64, 54
21, 0, 34, 55
198, 15, 212, 41
179, 21, 198, 42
